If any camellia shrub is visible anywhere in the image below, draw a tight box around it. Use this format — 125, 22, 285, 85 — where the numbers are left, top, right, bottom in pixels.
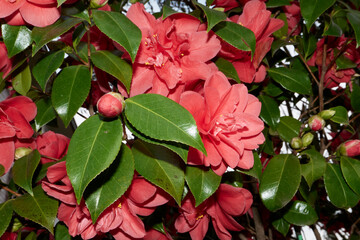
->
1, 0, 360, 239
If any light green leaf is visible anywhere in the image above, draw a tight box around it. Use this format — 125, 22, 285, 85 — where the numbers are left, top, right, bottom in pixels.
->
214, 58, 240, 83
0, 201, 13, 238
323, 19, 343, 37
300, 0, 336, 31
336, 54, 357, 70
283, 200, 318, 226
329, 106, 348, 125
195, 2, 226, 31
57, 0, 67, 7
66, 115, 123, 204
341, 156, 360, 195
268, 68, 312, 95
12, 65, 31, 96
1, 24, 32, 58
276, 116, 302, 142
259, 95, 280, 129
35, 98, 56, 131
301, 149, 326, 188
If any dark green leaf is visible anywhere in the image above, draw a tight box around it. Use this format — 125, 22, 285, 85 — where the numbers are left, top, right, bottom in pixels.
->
162, 5, 178, 19
341, 156, 360, 195
35, 98, 56, 131
259, 95, 280, 129
213, 21, 256, 56
324, 163, 360, 208
347, 10, 360, 48
12, 150, 41, 196
266, 0, 291, 8
1, 25, 32, 58
273, 13, 288, 39
351, 84, 360, 112
303, 32, 317, 59
329, 106, 348, 125
12, 186, 58, 234
125, 117, 188, 162
323, 19, 343, 37
276, 116, 302, 142
125, 94, 206, 154
238, 152, 262, 180
12, 66, 31, 96
24, 232, 36, 240
32, 18, 83, 55
264, 83, 283, 97
259, 154, 301, 211
336, 54, 357, 70
299, 179, 318, 206
185, 165, 221, 206
301, 149, 326, 188
268, 68, 312, 95
214, 58, 240, 83
51, 65, 91, 127
272, 218, 290, 236
66, 115, 123, 203
92, 10, 142, 63
283, 200, 318, 226
34, 161, 58, 183
85, 145, 134, 222
91, 51, 132, 93
33, 51, 64, 91
132, 140, 185, 205
195, 2, 226, 31
55, 223, 71, 240
222, 171, 243, 187
0, 201, 13, 238
300, 0, 336, 31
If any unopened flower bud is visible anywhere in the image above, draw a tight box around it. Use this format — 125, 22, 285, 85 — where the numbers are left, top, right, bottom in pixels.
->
338, 140, 360, 157
319, 109, 336, 120
90, 0, 108, 9
97, 92, 125, 118
291, 137, 303, 149
15, 147, 33, 160
308, 115, 325, 131
302, 132, 314, 147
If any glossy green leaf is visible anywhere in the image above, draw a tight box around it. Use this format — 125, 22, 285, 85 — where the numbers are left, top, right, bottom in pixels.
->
33, 51, 64, 91
351, 84, 360, 112
259, 154, 301, 211
66, 115, 123, 204
1, 25, 32, 58
12, 150, 41, 196
329, 106, 348, 125
24, 232, 36, 240
125, 117, 188, 162
12, 186, 58, 234
299, 179, 318, 206
51, 65, 91, 127
57, 0, 67, 6
185, 165, 221, 206
238, 152, 262, 180
91, 51, 132, 93
272, 218, 290, 236
300, 0, 336, 31
324, 163, 360, 208
323, 19, 343, 37
34, 161, 58, 183
303, 32, 317, 60
276, 116, 302, 142
12, 65, 31, 96
32, 18, 83, 55
35, 98, 56, 131
214, 58, 240, 83
266, 0, 290, 8
85, 145, 134, 222
132, 140, 185, 205
0, 201, 13, 238
264, 83, 283, 97
301, 149, 326, 188
125, 94, 206, 154
347, 10, 360, 48
283, 201, 318, 226
273, 13, 288, 39
55, 223, 71, 240
268, 68, 312, 95
195, 2, 226, 31
213, 21, 256, 56
162, 5, 178, 19
222, 171, 243, 187
336, 54, 357, 70
341, 156, 360, 195
92, 10, 142, 63
259, 95, 280, 129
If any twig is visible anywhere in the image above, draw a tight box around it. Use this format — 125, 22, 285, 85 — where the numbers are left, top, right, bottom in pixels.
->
297, 51, 320, 86
351, 217, 360, 235
41, 155, 60, 161
1, 185, 21, 197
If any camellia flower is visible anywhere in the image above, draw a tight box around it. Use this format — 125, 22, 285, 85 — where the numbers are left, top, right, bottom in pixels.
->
42, 162, 169, 239
36, 131, 70, 164
283, 1, 301, 36
180, 71, 265, 175
125, 3, 221, 102
0, 43, 12, 77
308, 115, 325, 131
0, 0, 61, 27
97, 92, 125, 118
212, 0, 265, 11
219, 0, 284, 83
0, 96, 36, 174
338, 140, 360, 157
175, 184, 253, 240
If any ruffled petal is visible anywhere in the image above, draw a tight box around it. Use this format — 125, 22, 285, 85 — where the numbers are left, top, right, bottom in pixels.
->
19, 1, 60, 27
0, 96, 37, 122
0, 139, 15, 174
0, 0, 24, 18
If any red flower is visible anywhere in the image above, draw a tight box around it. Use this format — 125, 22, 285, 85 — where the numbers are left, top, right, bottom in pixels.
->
0, 43, 12, 77
212, 0, 266, 11
283, 1, 301, 36
180, 71, 265, 175
0, 0, 61, 27
125, 3, 221, 102
219, 0, 283, 83
42, 162, 169, 239
0, 96, 36, 174
339, 140, 360, 157
175, 184, 253, 240
36, 131, 70, 164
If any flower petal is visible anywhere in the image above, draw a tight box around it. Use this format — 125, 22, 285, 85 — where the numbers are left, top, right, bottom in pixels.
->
19, 2, 60, 27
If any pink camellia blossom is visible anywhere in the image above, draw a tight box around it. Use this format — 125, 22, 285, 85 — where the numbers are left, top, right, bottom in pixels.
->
97, 92, 125, 118
0, 43, 12, 77
308, 36, 360, 88
0, 96, 36, 174
283, 1, 301, 36
36, 131, 70, 164
175, 184, 253, 240
0, 0, 61, 27
180, 71, 265, 175
219, 0, 284, 83
42, 162, 169, 239
125, 3, 221, 102
338, 140, 360, 157
308, 115, 325, 131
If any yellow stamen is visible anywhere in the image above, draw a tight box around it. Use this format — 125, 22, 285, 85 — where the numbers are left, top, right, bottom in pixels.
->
196, 215, 204, 220
118, 203, 122, 208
